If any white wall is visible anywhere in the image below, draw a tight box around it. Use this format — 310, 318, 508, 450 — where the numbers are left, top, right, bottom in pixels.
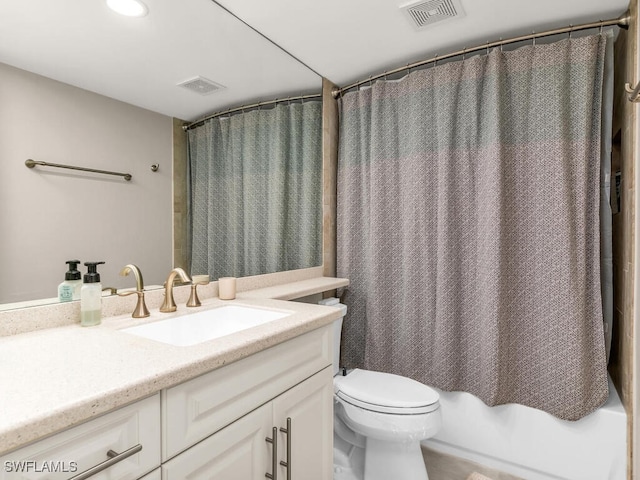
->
0, 62, 173, 304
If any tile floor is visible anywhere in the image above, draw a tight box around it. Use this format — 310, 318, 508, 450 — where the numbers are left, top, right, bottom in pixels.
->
422, 446, 525, 480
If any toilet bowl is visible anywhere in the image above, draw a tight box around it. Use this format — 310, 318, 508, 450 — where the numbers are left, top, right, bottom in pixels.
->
319, 298, 442, 480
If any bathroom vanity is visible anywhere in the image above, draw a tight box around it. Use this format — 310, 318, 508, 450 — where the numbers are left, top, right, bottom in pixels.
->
162, 327, 333, 479
0, 275, 347, 480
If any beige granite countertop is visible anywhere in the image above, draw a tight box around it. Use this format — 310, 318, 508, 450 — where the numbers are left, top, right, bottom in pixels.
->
0, 276, 348, 455
242, 276, 349, 300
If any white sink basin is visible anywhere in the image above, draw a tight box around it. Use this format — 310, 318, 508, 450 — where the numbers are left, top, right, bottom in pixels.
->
121, 305, 291, 346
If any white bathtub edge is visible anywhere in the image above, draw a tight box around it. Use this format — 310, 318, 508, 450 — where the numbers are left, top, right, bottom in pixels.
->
422, 375, 626, 480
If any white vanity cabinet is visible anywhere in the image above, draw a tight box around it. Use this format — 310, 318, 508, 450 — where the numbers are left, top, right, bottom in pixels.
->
0, 323, 334, 480
162, 367, 333, 480
0, 394, 161, 480
161, 325, 333, 480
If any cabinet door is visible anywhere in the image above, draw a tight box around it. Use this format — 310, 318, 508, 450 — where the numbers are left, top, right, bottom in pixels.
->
161, 404, 273, 480
273, 367, 333, 480
138, 468, 161, 480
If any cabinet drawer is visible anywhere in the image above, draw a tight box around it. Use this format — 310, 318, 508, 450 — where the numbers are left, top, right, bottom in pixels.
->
0, 394, 160, 480
162, 325, 331, 460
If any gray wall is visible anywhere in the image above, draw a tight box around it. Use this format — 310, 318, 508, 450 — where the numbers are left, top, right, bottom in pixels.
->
0, 62, 173, 304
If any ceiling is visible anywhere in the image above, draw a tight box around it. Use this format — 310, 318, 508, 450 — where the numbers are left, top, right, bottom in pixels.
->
0, 0, 630, 122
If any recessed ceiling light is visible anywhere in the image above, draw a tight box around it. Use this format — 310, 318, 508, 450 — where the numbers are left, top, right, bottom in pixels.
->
106, 0, 148, 17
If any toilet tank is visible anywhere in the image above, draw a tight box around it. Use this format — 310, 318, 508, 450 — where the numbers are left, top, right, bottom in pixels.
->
318, 297, 347, 376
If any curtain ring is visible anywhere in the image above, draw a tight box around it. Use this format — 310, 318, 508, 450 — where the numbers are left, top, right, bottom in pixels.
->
369, 76, 373, 87
462, 47, 467, 60
486, 41, 490, 55
532, 32, 536, 46
569, 25, 573, 39
499, 39, 503, 52
599, 21, 604, 34
384, 71, 388, 81
433, 54, 438, 67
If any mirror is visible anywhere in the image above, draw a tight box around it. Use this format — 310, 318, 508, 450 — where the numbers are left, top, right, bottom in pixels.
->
0, 0, 322, 309
185, 99, 324, 282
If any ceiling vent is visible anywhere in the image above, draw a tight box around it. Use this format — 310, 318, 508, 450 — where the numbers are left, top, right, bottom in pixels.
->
401, 0, 465, 30
177, 76, 225, 96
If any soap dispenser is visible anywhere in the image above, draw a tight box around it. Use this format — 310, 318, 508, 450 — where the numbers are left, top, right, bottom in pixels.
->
81, 261, 105, 327
58, 260, 82, 302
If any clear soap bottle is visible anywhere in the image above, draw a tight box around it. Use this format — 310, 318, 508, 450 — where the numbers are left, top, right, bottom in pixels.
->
81, 261, 105, 327
58, 260, 82, 302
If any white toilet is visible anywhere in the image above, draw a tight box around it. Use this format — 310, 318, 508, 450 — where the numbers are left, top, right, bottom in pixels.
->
320, 298, 442, 480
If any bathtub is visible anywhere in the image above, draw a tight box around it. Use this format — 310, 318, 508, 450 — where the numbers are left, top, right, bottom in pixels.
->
423, 376, 627, 480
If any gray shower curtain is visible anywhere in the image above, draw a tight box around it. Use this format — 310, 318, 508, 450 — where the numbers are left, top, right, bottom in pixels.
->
189, 101, 323, 280
337, 34, 611, 420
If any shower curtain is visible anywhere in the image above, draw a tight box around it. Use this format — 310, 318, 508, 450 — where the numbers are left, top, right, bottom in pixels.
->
188, 101, 323, 280
337, 33, 612, 420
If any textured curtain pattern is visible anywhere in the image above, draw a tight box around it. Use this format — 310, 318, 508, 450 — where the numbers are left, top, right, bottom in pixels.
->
337, 34, 609, 420
189, 101, 322, 280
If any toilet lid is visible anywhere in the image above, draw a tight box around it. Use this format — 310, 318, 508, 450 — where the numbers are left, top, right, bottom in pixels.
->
334, 369, 440, 415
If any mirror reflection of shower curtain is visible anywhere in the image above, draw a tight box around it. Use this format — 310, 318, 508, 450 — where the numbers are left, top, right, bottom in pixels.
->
188, 101, 323, 280
337, 33, 612, 421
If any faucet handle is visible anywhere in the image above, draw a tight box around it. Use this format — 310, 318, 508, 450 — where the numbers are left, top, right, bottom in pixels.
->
118, 291, 150, 318
187, 280, 210, 308
160, 267, 192, 313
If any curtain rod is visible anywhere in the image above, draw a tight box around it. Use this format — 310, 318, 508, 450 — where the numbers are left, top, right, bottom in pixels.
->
332, 12, 630, 98
183, 93, 323, 131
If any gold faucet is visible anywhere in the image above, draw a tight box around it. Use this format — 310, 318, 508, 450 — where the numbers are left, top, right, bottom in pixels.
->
160, 267, 192, 313
117, 264, 150, 318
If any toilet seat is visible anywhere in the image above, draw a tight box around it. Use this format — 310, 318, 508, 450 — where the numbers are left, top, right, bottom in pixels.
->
334, 369, 440, 415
